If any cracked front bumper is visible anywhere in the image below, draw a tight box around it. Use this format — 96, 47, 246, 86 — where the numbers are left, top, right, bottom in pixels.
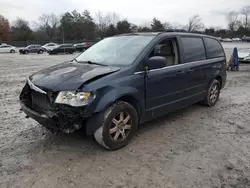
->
20, 102, 59, 132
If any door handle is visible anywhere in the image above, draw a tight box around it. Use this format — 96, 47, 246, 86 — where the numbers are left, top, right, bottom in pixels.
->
176, 70, 185, 75
187, 68, 195, 73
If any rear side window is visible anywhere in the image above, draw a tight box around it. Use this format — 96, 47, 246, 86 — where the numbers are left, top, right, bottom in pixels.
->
205, 38, 224, 58
181, 37, 206, 62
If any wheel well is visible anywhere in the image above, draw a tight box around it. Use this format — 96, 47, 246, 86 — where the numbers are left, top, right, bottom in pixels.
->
117, 96, 140, 116
215, 76, 222, 88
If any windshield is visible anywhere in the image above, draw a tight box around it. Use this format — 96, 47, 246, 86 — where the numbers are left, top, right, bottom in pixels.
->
75, 35, 154, 66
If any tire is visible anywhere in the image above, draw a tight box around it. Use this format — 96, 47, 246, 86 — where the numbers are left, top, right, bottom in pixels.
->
94, 101, 138, 150
10, 49, 15, 53
38, 50, 43, 54
203, 79, 221, 107
25, 51, 29, 54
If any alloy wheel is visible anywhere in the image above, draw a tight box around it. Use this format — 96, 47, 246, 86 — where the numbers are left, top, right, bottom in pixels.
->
209, 84, 219, 103
109, 112, 132, 142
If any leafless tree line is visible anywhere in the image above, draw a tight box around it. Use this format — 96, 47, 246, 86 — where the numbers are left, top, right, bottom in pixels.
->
227, 5, 250, 32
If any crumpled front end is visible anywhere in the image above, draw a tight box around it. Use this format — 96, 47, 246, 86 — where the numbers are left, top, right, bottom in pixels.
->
19, 80, 89, 133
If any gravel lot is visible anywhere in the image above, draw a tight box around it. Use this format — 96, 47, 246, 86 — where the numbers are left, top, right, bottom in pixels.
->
0, 51, 250, 188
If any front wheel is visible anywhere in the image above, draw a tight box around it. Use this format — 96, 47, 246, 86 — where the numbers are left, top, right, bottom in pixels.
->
94, 101, 138, 150
38, 50, 44, 54
203, 79, 221, 107
10, 49, 15, 53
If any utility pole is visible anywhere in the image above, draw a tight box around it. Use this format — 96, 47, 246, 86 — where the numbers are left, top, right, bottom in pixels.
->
62, 20, 65, 44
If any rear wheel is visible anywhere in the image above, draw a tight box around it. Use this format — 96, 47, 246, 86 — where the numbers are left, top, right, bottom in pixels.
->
203, 79, 221, 107
94, 101, 138, 150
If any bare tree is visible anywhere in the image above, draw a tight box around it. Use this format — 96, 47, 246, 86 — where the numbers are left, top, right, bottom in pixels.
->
95, 11, 120, 38
171, 22, 185, 30
36, 13, 59, 41
227, 11, 240, 31
163, 22, 172, 30
11, 18, 33, 41
186, 15, 205, 31
240, 5, 250, 31
108, 12, 120, 26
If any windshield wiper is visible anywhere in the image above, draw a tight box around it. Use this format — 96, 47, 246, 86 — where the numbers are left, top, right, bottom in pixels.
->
72, 59, 107, 66
72, 59, 78, 63
83, 61, 107, 66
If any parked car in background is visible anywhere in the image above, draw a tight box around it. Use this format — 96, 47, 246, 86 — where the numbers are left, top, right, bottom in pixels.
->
74, 43, 85, 52
216, 37, 223, 42
222, 38, 232, 42
19, 32, 226, 150
0, 44, 16, 53
83, 42, 94, 50
48, 44, 75, 55
42, 43, 58, 51
73, 42, 94, 52
232, 38, 242, 42
242, 36, 250, 42
238, 48, 250, 63
19, 45, 45, 54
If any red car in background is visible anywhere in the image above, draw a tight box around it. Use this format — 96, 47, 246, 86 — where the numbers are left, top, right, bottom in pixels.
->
74, 42, 95, 52
83, 42, 94, 50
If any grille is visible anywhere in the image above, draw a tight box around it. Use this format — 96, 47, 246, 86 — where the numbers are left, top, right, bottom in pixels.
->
30, 89, 52, 113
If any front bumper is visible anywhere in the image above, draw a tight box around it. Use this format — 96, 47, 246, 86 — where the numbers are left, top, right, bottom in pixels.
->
20, 102, 58, 132
20, 100, 92, 133
19, 81, 105, 135
239, 57, 250, 62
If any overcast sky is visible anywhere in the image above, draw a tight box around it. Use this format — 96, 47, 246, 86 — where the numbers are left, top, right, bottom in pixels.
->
0, 0, 248, 28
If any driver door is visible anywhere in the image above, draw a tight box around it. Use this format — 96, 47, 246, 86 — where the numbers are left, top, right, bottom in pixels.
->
145, 37, 191, 118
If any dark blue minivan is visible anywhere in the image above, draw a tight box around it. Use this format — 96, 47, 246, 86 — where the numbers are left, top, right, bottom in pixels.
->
20, 32, 227, 150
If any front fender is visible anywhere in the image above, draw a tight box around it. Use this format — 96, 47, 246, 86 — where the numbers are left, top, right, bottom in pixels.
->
94, 86, 141, 113
85, 86, 142, 135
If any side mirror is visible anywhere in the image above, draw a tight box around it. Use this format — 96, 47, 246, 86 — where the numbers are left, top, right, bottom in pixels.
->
146, 56, 166, 70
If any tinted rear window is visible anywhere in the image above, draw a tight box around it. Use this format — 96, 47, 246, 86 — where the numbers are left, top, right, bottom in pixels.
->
205, 38, 224, 58
181, 37, 206, 62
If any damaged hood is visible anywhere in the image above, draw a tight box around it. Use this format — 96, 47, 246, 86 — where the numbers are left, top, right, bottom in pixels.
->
29, 62, 120, 91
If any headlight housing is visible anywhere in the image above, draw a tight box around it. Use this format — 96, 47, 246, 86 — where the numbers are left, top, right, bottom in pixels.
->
55, 91, 92, 107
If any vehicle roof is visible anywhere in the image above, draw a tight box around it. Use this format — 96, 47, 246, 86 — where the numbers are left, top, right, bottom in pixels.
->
115, 32, 218, 39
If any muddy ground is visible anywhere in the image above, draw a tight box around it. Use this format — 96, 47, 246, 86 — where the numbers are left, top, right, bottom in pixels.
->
0, 52, 250, 188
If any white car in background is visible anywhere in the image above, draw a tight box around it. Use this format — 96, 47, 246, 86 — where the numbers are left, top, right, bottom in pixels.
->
238, 48, 250, 63
0, 44, 16, 53
42, 43, 58, 51
222, 38, 233, 42
232, 38, 242, 41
